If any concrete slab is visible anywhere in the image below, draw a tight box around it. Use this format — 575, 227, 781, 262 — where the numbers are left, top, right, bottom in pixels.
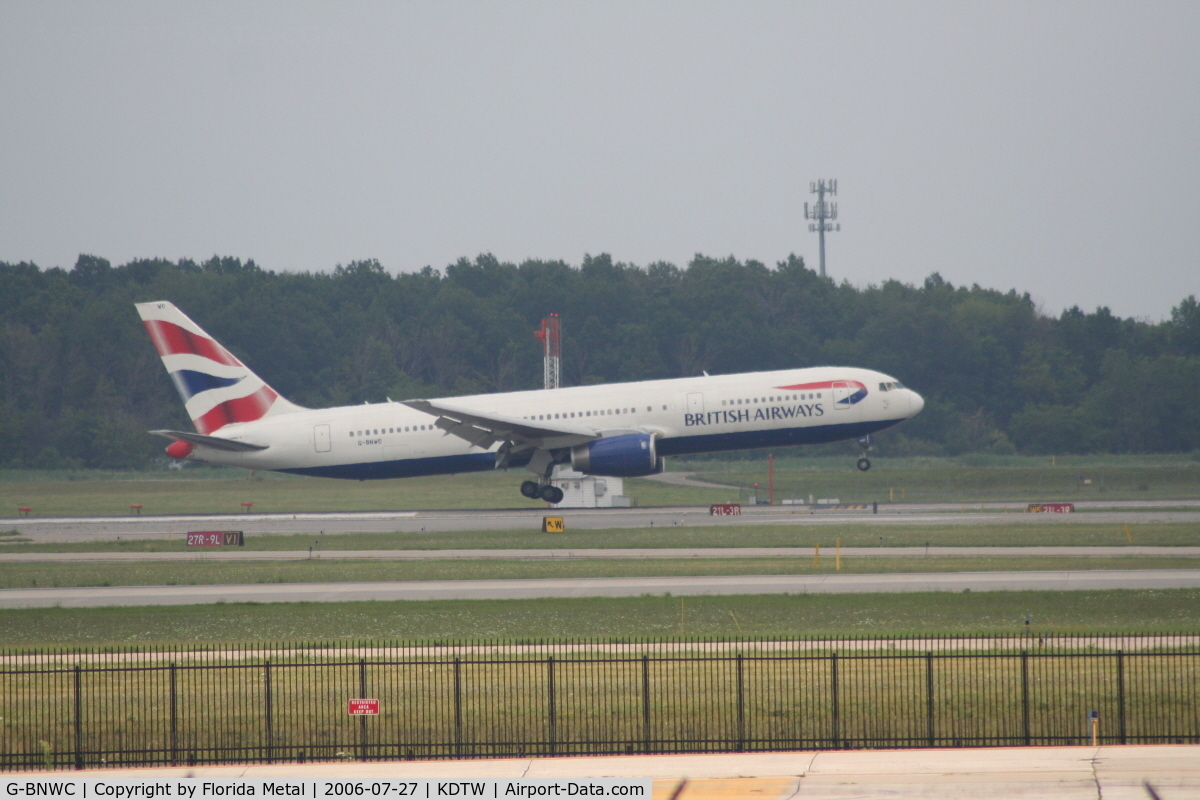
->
7, 745, 1197, 799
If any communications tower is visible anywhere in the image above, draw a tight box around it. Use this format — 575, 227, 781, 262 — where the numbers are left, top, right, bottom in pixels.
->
534, 314, 561, 390
804, 179, 840, 278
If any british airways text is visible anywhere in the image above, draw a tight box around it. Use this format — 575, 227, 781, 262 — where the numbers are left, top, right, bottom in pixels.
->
685, 404, 823, 427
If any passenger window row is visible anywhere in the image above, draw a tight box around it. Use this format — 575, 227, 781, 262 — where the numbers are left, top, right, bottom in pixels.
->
720, 393, 820, 406
524, 405, 667, 422
344, 390, 833, 439
348, 425, 430, 437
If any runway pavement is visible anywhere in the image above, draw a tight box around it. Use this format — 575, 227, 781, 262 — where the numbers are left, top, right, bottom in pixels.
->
3, 568, 1198, 608
8, 745, 1199, 799
3, 545, 1200, 562
4, 500, 1200, 542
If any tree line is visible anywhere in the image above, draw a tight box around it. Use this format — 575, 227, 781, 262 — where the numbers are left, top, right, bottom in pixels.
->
0, 253, 1197, 469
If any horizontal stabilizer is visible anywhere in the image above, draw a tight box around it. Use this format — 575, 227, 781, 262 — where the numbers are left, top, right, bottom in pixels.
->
150, 430, 269, 452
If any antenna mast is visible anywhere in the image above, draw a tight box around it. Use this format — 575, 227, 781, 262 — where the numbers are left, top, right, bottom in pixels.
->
804, 179, 840, 278
535, 314, 561, 390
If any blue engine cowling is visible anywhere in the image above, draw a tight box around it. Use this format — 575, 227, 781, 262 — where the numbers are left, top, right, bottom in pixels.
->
571, 433, 663, 477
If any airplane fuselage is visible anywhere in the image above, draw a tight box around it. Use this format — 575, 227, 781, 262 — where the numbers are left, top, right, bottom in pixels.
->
189, 366, 922, 480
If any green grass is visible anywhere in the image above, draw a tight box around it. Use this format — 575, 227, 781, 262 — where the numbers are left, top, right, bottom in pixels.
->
2, 590, 1198, 646
0, 468, 729, 517
5, 522, 1199, 552
679, 454, 1200, 504
3, 454, 1198, 518
6, 556, 1200, 590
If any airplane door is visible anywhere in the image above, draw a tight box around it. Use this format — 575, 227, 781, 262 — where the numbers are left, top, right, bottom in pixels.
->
831, 381, 852, 411
687, 392, 705, 413
314, 424, 331, 452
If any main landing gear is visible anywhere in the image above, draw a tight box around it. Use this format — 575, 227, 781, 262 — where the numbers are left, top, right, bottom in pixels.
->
520, 479, 564, 504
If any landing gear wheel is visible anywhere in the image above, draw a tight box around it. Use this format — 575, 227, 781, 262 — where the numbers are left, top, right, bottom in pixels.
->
857, 458, 871, 472
520, 480, 540, 499
540, 485, 564, 504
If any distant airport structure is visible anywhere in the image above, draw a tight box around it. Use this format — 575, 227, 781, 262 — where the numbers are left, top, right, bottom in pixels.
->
805, 178, 840, 278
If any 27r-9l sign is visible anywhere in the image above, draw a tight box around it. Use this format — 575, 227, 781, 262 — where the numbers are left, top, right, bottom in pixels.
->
186, 531, 245, 547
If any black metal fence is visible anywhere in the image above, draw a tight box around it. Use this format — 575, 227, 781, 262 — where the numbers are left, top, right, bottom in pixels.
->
3, 634, 1198, 770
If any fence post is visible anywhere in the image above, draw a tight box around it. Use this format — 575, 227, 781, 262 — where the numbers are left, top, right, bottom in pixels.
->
1116, 650, 1126, 745
925, 652, 935, 747
73, 664, 83, 770
641, 655, 651, 753
1021, 651, 1030, 746
453, 658, 463, 757
547, 656, 557, 756
830, 652, 840, 749
735, 653, 746, 752
170, 663, 178, 765
358, 658, 368, 761
264, 660, 273, 764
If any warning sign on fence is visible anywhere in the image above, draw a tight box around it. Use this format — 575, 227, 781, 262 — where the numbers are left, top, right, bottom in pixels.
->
347, 698, 379, 715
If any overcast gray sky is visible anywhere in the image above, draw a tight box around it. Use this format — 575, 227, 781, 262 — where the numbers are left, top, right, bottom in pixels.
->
2, 2, 1197, 320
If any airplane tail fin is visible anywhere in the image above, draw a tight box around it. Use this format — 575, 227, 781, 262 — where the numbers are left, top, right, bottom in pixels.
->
135, 301, 304, 434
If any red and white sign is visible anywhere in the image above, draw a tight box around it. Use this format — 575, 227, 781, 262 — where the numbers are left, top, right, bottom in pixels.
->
1027, 503, 1075, 514
710, 504, 742, 516
348, 698, 380, 716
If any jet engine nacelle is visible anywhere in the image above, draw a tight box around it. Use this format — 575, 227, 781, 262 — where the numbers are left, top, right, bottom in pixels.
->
571, 433, 663, 477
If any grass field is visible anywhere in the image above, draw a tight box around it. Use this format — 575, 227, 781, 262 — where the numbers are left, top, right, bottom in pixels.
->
5, 522, 1199, 552
3, 460, 1196, 650
682, 454, 1200, 504
2, 590, 1198, 646
7, 631, 1195, 770
5, 556, 1200, 590
0, 468, 728, 517
2, 454, 1199, 517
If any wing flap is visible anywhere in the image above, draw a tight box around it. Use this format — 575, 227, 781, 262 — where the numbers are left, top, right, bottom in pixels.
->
405, 399, 598, 449
435, 417, 500, 449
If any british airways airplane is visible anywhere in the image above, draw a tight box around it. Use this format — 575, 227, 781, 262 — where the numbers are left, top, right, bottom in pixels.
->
138, 301, 923, 504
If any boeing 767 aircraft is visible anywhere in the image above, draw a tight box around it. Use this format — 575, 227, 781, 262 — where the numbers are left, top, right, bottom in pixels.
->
138, 301, 923, 504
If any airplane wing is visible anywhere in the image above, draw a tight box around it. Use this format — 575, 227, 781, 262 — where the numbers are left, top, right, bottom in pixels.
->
403, 399, 599, 451
150, 430, 269, 452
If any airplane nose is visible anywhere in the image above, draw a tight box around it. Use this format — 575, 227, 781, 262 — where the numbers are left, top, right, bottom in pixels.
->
909, 389, 925, 417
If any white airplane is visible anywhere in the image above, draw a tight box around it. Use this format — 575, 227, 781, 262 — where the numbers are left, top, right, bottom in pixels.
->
137, 301, 924, 504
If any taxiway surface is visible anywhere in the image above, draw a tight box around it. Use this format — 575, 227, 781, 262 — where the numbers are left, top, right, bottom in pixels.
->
3, 568, 1198, 608
3, 500, 1200, 542
4, 545, 1200, 562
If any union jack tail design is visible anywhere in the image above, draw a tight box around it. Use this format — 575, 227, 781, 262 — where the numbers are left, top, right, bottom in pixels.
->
136, 302, 303, 434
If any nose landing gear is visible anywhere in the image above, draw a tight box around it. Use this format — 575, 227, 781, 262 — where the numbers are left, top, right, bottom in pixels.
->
856, 434, 873, 472
520, 479, 563, 504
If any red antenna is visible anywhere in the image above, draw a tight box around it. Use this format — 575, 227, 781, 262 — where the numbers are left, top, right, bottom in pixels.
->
534, 314, 561, 389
